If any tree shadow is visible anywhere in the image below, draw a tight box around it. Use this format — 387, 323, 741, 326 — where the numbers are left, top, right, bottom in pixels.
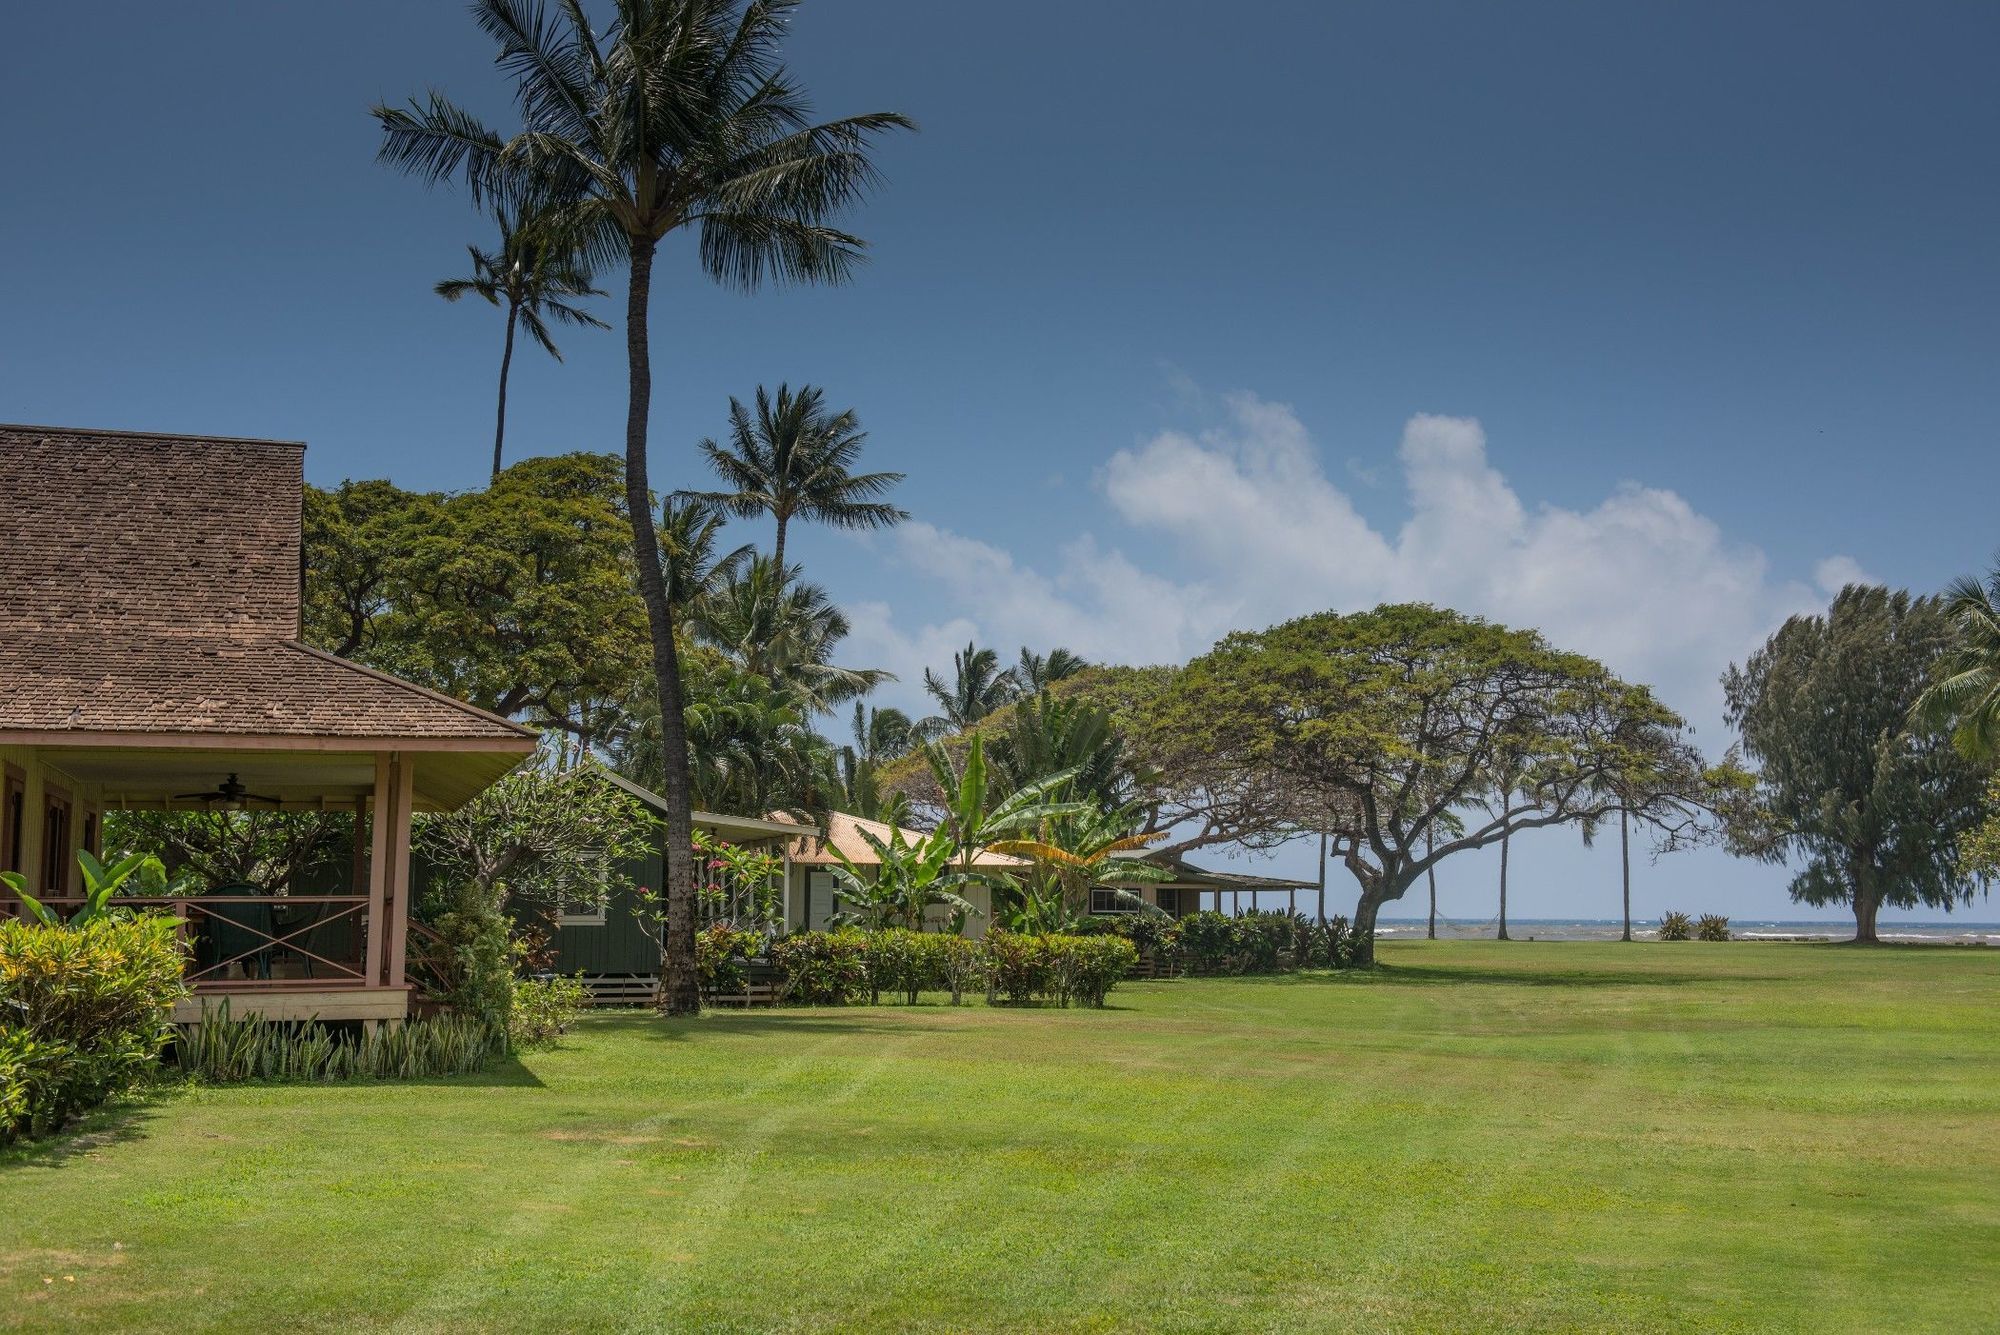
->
0, 1095, 167, 1173
1366, 962, 1785, 988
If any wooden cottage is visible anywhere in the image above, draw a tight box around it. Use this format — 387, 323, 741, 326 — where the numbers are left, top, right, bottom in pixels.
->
0, 424, 538, 1024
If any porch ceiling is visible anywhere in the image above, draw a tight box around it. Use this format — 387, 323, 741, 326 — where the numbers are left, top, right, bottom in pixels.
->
36, 743, 528, 812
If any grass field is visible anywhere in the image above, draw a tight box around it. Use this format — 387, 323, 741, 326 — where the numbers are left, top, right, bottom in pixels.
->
4, 941, 1997, 1333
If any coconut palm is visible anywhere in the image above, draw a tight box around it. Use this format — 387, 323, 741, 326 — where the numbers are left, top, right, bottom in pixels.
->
375, 0, 912, 1015
686, 555, 887, 712
690, 384, 906, 570
1914, 563, 2000, 760
840, 703, 916, 820
656, 494, 753, 608
1015, 646, 1087, 693
437, 204, 609, 477
988, 692, 1129, 808
919, 642, 1019, 737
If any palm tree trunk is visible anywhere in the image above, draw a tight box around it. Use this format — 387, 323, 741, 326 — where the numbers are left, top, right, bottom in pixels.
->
773, 513, 788, 574
493, 302, 519, 480
1619, 807, 1632, 942
621, 236, 700, 1017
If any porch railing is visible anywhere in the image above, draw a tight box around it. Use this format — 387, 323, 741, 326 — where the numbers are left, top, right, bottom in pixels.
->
27, 895, 371, 990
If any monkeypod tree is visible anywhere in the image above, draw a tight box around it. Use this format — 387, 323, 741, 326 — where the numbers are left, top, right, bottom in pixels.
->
1722, 585, 1991, 942
1157, 605, 1715, 965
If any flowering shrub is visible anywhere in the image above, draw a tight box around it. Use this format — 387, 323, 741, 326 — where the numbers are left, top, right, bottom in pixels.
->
0, 915, 187, 1143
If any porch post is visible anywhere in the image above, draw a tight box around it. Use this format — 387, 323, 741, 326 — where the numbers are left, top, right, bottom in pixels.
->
384, 753, 415, 989
365, 755, 392, 984
349, 796, 369, 896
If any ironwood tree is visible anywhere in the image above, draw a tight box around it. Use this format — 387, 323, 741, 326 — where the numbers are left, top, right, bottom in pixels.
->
1722, 584, 1992, 942
1144, 604, 1717, 964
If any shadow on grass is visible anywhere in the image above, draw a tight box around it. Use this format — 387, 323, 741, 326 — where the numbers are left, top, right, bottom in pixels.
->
1373, 962, 1788, 988
0, 1094, 166, 1173
393, 1051, 546, 1088
581, 1003, 1130, 1043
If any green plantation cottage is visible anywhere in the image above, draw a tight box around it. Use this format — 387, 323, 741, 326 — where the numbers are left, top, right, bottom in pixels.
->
0, 424, 537, 1025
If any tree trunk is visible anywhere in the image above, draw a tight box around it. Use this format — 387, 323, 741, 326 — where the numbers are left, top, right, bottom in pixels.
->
1425, 827, 1436, 941
1619, 807, 1632, 943
621, 237, 700, 1017
1853, 864, 1881, 944
1497, 825, 1511, 941
773, 513, 788, 574
492, 302, 518, 480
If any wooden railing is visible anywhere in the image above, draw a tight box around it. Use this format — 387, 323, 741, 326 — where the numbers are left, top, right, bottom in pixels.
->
29, 895, 371, 990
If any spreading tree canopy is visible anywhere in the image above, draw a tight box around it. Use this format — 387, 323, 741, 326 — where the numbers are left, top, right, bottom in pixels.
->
1149, 605, 1716, 963
1722, 584, 1991, 941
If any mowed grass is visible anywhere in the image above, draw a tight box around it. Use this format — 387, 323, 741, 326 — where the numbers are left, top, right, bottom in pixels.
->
4, 942, 1998, 1333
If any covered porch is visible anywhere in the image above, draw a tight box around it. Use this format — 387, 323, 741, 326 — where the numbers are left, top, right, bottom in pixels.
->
1, 734, 532, 1024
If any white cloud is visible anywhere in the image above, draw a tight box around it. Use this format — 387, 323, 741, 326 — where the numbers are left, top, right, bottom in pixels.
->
850, 393, 1859, 741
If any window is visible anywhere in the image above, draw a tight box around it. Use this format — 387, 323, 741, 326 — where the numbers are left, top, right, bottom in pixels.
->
1156, 888, 1179, 916
1, 767, 23, 875
1090, 886, 1141, 914
41, 787, 73, 894
557, 887, 608, 926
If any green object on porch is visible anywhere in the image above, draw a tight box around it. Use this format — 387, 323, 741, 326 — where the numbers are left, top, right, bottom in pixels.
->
196, 882, 276, 981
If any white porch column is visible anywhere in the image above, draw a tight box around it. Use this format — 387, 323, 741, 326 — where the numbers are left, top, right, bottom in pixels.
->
366, 754, 392, 984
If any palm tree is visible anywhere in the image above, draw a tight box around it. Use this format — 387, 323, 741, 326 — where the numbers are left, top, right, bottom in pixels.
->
656, 494, 753, 608
691, 383, 907, 570
687, 555, 887, 712
988, 692, 1128, 808
1015, 646, 1087, 693
375, 0, 912, 1015
840, 703, 916, 820
1915, 563, 2000, 759
990, 805, 1171, 926
919, 642, 1019, 737
437, 204, 609, 477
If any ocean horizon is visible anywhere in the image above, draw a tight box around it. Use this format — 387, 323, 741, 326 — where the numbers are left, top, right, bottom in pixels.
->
1371, 917, 2000, 944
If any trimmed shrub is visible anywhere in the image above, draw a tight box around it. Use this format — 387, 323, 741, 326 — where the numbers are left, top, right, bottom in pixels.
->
983, 931, 1050, 1004
934, 932, 984, 1005
695, 923, 762, 1001
769, 929, 870, 1005
1051, 934, 1138, 1008
511, 974, 589, 1047
1123, 914, 1184, 975
1694, 914, 1732, 942
1657, 911, 1694, 941
864, 928, 935, 1005
174, 1003, 503, 1082
0, 915, 187, 1144
1176, 912, 1237, 974
1232, 911, 1293, 973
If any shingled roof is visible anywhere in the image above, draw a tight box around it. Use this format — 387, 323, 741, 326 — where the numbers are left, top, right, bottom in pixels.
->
0, 424, 532, 745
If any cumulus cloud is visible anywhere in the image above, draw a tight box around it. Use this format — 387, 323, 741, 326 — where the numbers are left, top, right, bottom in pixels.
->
845, 392, 1854, 741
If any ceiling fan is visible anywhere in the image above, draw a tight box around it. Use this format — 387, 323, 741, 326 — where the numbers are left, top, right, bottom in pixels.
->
174, 773, 282, 809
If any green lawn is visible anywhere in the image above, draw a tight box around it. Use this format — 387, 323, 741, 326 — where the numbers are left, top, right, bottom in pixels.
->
4, 941, 1997, 1333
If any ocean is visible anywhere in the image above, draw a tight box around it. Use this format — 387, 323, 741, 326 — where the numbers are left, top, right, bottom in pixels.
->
1374, 917, 2000, 945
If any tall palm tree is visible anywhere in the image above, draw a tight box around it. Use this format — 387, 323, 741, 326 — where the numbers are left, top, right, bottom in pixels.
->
840, 703, 916, 820
691, 383, 907, 570
375, 0, 912, 1014
919, 641, 1018, 737
437, 204, 609, 477
1015, 646, 1087, 694
1915, 563, 2000, 759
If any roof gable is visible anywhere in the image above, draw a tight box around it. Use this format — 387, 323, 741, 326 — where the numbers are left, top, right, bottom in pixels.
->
0, 425, 304, 641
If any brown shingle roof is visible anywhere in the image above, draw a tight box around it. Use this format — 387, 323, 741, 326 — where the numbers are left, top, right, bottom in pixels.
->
0, 425, 531, 745
768, 810, 1029, 868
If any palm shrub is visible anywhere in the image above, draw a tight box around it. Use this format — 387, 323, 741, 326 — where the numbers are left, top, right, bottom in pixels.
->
0, 915, 188, 1143
1657, 911, 1694, 941
769, 929, 870, 1005
1694, 914, 1732, 942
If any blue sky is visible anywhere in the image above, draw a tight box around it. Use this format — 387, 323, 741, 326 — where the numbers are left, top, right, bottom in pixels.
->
4, 2, 1996, 923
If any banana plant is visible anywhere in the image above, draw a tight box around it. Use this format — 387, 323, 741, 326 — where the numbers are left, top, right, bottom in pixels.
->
925, 734, 1091, 877
1, 850, 166, 927
827, 823, 981, 932
990, 804, 1174, 925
